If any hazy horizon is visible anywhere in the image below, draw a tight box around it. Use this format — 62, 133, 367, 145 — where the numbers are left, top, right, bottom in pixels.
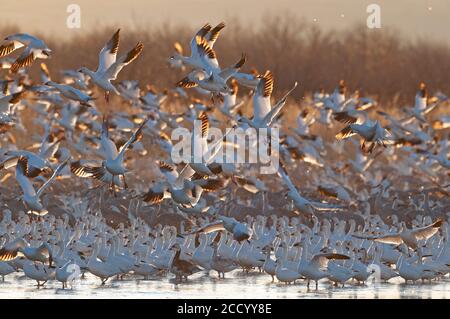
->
1, 0, 449, 45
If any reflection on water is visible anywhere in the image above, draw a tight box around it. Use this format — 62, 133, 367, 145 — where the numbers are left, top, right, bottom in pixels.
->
0, 271, 448, 299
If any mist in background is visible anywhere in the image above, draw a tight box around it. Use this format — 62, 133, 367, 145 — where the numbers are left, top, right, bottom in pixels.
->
1, 0, 450, 103
1, 0, 449, 43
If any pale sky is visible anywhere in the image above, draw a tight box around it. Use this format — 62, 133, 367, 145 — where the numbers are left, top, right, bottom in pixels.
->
1, 0, 449, 44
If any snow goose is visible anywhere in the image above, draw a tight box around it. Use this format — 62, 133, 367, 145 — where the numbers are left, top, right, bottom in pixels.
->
238, 71, 297, 129
14, 156, 68, 215
210, 233, 239, 278
169, 23, 213, 70
139, 85, 168, 109
71, 116, 148, 193
45, 81, 95, 107
190, 232, 214, 269
177, 40, 246, 95
297, 243, 350, 289
369, 245, 398, 282
395, 250, 422, 284
187, 213, 253, 243
23, 260, 55, 287
78, 29, 143, 103
274, 245, 301, 284
218, 79, 244, 119
402, 83, 447, 123
278, 161, 344, 214
0, 33, 51, 73
0, 91, 26, 116
87, 238, 121, 285
0, 260, 16, 281
336, 119, 392, 153
55, 259, 79, 289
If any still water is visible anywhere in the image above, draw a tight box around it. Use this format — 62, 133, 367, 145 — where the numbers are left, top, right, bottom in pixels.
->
0, 271, 448, 299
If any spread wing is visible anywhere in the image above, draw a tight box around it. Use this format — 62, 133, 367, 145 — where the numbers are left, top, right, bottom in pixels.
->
15, 156, 36, 197
352, 232, 403, 245
185, 221, 225, 235
117, 117, 149, 156
218, 54, 246, 81
311, 253, 350, 269
10, 47, 36, 73
263, 81, 298, 126
412, 220, 443, 240
96, 29, 120, 74
0, 40, 24, 58
104, 42, 144, 80
101, 117, 118, 160
253, 71, 273, 122
36, 159, 69, 197
70, 161, 108, 182
141, 187, 166, 204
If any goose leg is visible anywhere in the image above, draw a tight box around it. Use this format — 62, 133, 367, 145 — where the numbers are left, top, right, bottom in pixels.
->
111, 176, 117, 197
122, 174, 128, 189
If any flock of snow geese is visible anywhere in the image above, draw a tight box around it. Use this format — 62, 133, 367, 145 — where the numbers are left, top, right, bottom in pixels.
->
0, 23, 449, 292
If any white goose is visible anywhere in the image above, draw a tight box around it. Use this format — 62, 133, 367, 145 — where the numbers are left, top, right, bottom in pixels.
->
0, 33, 51, 73
23, 260, 55, 286
78, 29, 143, 102
0, 261, 16, 281
71, 116, 148, 192
87, 238, 121, 285
45, 81, 95, 107
238, 71, 297, 129
15, 156, 68, 215
169, 23, 224, 70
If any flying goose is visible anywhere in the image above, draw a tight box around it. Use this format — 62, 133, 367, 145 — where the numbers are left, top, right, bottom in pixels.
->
353, 219, 443, 251
238, 71, 297, 129
78, 29, 144, 103
0, 33, 51, 73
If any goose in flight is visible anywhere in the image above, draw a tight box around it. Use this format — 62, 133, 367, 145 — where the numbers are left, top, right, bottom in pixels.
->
185, 212, 253, 242
238, 71, 297, 129
0, 33, 51, 73
335, 116, 392, 153
278, 161, 345, 214
71, 116, 149, 193
401, 82, 447, 123
0, 133, 63, 177
15, 156, 68, 214
177, 38, 246, 95
169, 22, 225, 70
138, 161, 204, 208
0, 238, 52, 266
0, 91, 26, 115
44, 81, 95, 107
218, 79, 244, 120
353, 219, 443, 251
78, 29, 144, 103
